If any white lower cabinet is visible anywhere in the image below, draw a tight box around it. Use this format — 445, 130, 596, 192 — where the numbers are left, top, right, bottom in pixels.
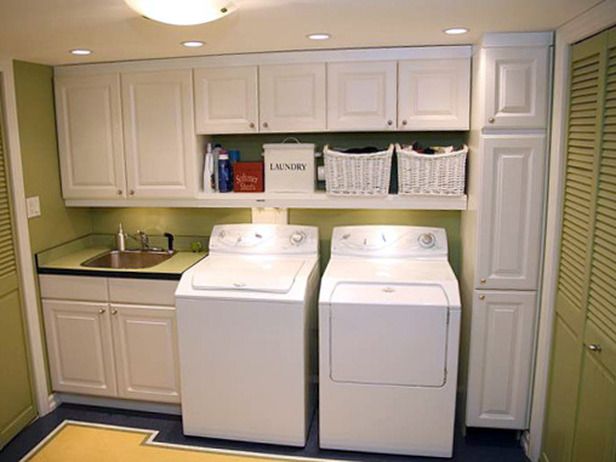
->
43, 300, 117, 397
112, 304, 180, 403
465, 290, 537, 429
41, 276, 180, 404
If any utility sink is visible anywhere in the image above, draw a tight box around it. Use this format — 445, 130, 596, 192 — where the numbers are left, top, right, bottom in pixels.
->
81, 250, 175, 270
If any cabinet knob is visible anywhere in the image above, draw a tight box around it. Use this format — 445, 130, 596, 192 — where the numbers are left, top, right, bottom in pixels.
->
98, 308, 106, 315
588, 344, 602, 352
117, 190, 123, 196
479, 295, 486, 300
111, 309, 118, 316
249, 122, 255, 129
387, 120, 393, 126
129, 190, 135, 196
401, 120, 408, 126
480, 278, 487, 284
262, 122, 269, 128
488, 117, 495, 124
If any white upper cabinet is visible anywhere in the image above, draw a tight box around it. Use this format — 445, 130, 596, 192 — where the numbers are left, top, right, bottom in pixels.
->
327, 61, 397, 131
476, 135, 546, 290
55, 74, 126, 199
194, 66, 258, 134
121, 69, 197, 198
483, 47, 549, 129
398, 59, 470, 130
259, 63, 326, 132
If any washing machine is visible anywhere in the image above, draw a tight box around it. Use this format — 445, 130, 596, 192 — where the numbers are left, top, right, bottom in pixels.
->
175, 224, 319, 446
319, 225, 461, 458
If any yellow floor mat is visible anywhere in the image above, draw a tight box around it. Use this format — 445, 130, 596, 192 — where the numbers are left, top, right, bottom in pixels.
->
22, 421, 321, 462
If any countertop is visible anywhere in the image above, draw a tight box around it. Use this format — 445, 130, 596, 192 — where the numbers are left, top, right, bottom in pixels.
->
36, 234, 207, 281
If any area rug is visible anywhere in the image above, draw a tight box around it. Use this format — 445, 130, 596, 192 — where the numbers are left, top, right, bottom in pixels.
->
21, 421, 328, 462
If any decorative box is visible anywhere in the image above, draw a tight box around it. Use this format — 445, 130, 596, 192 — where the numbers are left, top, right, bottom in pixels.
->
233, 162, 264, 192
262, 143, 316, 193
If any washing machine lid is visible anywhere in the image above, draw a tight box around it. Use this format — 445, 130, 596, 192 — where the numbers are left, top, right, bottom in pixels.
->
329, 282, 449, 387
192, 256, 305, 294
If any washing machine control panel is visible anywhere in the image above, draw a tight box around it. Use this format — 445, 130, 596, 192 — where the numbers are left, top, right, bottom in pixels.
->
331, 226, 448, 258
209, 224, 318, 255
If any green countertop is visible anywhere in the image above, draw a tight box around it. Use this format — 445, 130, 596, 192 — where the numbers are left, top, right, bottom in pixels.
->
36, 234, 207, 280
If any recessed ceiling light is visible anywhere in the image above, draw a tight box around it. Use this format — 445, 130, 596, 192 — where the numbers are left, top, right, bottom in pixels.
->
444, 27, 469, 35
307, 33, 331, 41
69, 49, 92, 56
181, 40, 205, 48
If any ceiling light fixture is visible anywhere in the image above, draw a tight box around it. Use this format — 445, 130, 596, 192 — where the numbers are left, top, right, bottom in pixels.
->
307, 33, 331, 41
443, 27, 469, 35
181, 40, 205, 48
124, 0, 235, 26
69, 49, 92, 56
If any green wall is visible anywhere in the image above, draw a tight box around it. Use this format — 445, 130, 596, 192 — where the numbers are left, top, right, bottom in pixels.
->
13, 61, 92, 254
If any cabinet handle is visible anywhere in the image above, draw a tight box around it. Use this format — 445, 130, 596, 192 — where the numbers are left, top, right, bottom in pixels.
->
129, 190, 135, 196
480, 278, 487, 284
117, 190, 123, 196
111, 309, 118, 316
387, 120, 393, 126
479, 295, 485, 300
588, 344, 602, 352
98, 308, 106, 315
488, 117, 495, 124
262, 122, 269, 128
401, 120, 408, 126
249, 122, 255, 129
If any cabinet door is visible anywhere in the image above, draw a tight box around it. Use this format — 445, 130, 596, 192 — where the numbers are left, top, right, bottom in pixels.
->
327, 61, 397, 131
194, 66, 258, 134
55, 74, 126, 199
259, 63, 326, 132
476, 135, 546, 290
42, 300, 116, 397
122, 70, 197, 198
465, 290, 537, 429
484, 47, 549, 129
398, 59, 470, 130
111, 304, 180, 403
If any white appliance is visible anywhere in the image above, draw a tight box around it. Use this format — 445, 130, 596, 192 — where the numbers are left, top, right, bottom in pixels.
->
175, 224, 320, 446
319, 225, 461, 458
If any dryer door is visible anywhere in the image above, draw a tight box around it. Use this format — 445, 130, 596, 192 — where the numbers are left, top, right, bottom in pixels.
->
329, 283, 449, 387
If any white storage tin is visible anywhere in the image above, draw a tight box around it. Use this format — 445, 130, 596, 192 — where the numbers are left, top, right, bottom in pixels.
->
263, 143, 316, 193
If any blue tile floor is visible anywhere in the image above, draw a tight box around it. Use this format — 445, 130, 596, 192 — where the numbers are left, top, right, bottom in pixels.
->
0, 404, 529, 462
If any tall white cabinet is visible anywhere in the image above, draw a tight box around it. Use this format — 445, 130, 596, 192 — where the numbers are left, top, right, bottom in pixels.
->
461, 32, 552, 430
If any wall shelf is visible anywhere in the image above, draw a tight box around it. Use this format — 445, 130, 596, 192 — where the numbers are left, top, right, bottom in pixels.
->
65, 192, 467, 210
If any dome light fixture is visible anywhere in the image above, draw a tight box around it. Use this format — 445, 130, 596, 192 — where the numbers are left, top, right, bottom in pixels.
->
124, 0, 236, 26
443, 27, 469, 35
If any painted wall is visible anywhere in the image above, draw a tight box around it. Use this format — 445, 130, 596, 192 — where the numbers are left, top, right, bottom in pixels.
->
13, 61, 92, 254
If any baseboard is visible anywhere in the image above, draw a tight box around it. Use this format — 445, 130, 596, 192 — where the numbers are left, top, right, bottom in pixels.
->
54, 393, 182, 416
48, 393, 61, 413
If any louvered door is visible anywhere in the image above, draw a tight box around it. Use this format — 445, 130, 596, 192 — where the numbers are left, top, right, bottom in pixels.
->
543, 26, 616, 462
0, 109, 36, 448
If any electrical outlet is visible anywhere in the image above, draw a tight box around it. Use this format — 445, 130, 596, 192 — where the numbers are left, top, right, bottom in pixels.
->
26, 196, 41, 218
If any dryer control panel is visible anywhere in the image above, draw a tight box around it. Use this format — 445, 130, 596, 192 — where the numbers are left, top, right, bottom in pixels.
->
331, 225, 448, 259
209, 224, 319, 255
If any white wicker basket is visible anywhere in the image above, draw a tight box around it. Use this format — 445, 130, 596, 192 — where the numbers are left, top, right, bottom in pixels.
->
396, 144, 468, 196
323, 144, 394, 196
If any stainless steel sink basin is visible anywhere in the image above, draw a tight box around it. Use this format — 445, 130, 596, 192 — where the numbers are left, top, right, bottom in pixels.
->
81, 250, 175, 269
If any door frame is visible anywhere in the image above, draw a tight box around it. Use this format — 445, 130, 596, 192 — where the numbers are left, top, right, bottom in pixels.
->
527, 3, 616, 461
0, 59, 52, 416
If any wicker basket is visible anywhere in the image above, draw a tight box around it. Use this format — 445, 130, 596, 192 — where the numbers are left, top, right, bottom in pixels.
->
396, 144, 468, 196
323, 144, 394, 196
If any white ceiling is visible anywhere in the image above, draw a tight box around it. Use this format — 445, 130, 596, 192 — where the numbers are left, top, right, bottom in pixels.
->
0, 0, 605, 65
